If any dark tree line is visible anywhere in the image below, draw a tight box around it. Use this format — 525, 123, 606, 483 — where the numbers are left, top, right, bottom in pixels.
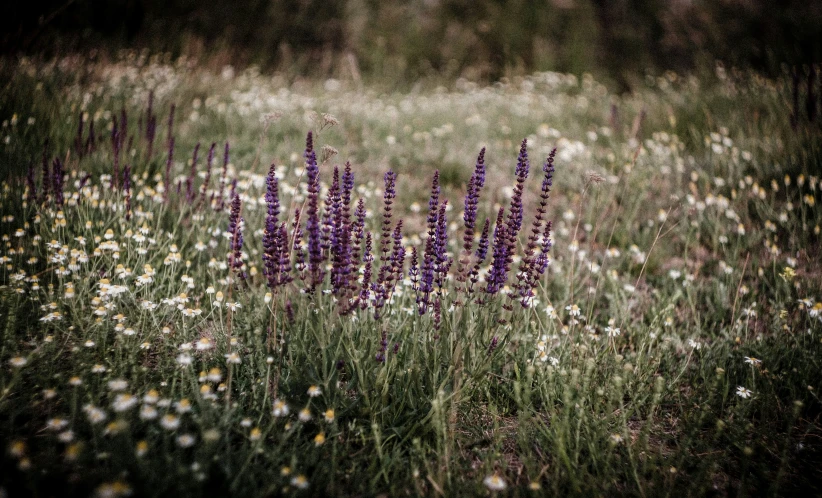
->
2, 0, 821, 88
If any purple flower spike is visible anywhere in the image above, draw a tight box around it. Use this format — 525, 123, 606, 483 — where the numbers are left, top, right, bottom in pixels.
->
293, 208, 306, 277
359, 231, 373, 310
227, 193, 246, 280
322, 166, 340, 258
469, 217, 491, 292
457, 148, 487, 291
417, 171, 441, 314
263, 163, 282, 290
266, 163, 281, 221
375, 330, 388, 363
516, 148, 556, 307
409, 246, 419, 292
304, 131, 325, 292
351, 198, 366, 266
486, 207, 508, 295
391, 220, 406, 283
434, 201, 451, 293
381, 171, 397, 262
519, 150, 556, 302
277, 223, 294, 286
334, 162, 355, 298
506, 139, 529, 239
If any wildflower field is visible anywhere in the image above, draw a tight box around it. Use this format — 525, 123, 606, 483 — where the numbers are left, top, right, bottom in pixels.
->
0, 55, 821, 496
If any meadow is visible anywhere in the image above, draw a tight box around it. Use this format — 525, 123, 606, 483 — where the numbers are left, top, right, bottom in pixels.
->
0, 54, 821, 496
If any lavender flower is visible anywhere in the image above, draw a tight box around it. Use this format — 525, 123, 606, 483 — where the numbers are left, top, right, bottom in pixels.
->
390, 221, 406, 283
227, 193, 246, 280
263, 164, 281, 290
534, 221, 553, 275
372, 171, 399, 317
433, 201, 451, 293
321, 166, 340, 257
468, 218, 491, 292
401, 250, 414, 299
276, 223, 293, 286
293, 208, 307, 277
381, 171, 397, 262
331, 164, 354, 298
458, 148, 486, 287
485, 207, 508, 295
486, 139, 528, 295
351, 198, 366, 265
375, 331, 388, 363
516, 149, 556, 306
265, 163, 281, 221
505, 139, 529, 243
359, 232, 373, 310
463, 148, 486, 233
304, 131, 325, 291
417, 171, 440, 314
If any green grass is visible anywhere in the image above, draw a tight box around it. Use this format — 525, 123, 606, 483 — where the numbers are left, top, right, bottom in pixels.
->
0, 56, 821, 497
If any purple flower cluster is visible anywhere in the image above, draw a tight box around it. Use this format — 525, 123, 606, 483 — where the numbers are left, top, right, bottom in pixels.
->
227, 193, 246, 280
485, 139, 531, 296
234, 133, 555, 319
262, 163, 292, 290
416, 171, 440, 314
515, 149, 556, 306
304, 132, 325, 292
45, 115, 555, 329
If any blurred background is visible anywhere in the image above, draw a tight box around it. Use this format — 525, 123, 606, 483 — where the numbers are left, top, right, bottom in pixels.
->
2, 0, 821, 90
